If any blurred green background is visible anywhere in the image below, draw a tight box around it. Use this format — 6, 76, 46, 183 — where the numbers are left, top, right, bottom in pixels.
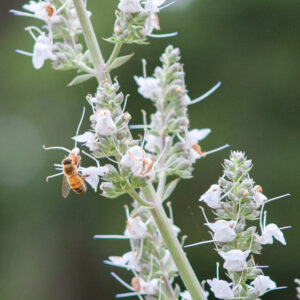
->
0, 0, 299, 299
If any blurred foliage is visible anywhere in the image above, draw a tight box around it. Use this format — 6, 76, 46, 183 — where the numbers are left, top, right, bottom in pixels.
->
0, 0, 299, 299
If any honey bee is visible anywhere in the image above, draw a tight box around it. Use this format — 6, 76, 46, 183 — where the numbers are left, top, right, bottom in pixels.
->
62, 152, 87, 198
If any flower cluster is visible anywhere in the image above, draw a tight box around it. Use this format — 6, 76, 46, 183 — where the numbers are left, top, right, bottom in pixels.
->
11, 0, 94, 77
194, 151, 290, 299
95, 205, 184, 299
107, 0, 176, 44
134, 45, 226, 179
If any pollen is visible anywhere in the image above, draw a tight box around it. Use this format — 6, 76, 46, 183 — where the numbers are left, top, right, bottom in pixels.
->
131, 277, 141, 292
45, 5, 54, 17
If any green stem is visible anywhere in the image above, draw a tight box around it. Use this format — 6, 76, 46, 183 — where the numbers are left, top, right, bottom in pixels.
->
73, 0, 110, 83
141, 184, 207, 300
106, 42, 123, 69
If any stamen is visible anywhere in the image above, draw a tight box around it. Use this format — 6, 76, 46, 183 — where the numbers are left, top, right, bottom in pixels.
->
116, 292, 139, 298
149, 32, 178, 38
159, 1, 176, 10
43, 145, 71, 153
82, 150, 100, 167
142, 58, 147, 78
184, 239, 214, 248
10, 10, 34, 17
181, 235, 188, 247
264, 193, 291, 204
74, 106, 86, 147
188, 81, 222, 105
141, 109, 148, 148
201, 144, 230, 157
93, 235, 129, 240
15, 49, 33, 56
216, 262, 220, 280
111, 272, 135, 292
46, 172, 64, 182
167, 202, 173, 222
129, 124, 151, 130
99, 149, 118, 164
279, 226, 292, 230
262, 286, 288, 295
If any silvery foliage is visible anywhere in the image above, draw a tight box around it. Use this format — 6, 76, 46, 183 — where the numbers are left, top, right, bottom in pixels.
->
199, 151, 289, 299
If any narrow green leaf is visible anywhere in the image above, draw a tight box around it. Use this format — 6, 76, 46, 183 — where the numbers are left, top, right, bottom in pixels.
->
162, 178, 180, 202
108, 53, 135, 70
67, 73, 94, 86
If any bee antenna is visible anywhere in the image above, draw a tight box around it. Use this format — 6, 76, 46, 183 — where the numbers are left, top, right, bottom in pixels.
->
43, 145, 71, 153
75, 106, 86, 147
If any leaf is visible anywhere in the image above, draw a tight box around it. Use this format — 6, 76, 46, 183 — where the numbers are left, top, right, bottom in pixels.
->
67, 73, 94, 86
108, 53, 135, 71
162, 178, 180, 202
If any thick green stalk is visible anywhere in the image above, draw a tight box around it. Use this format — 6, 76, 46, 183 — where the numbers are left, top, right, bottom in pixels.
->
73, 1, 206, 298
141, 184, 207, 300
73, 0, 110, 83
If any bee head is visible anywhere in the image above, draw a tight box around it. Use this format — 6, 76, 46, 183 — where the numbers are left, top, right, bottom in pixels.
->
62, 158, 73, 165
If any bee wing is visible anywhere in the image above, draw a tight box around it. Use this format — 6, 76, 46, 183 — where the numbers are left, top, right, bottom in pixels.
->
62, 175, 71, 198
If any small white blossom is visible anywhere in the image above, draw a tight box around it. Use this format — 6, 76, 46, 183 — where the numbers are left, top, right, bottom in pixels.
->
94, 109, 117, 136
144, 133, 171, 153
106, 251, 140, 271
185, 129, 211, 163
199, 184, 222, 209
256, 223, 286, 245
73, 131, 98, 152
206, 220, 236, 242
32, 34, 55, 69
11, 1, 60, 22
180, 291, 192, 300
207, 278, 234, 299
118, 0, 142, 13
131, 277, 160, 295
250, 275, 276, 296
125, 217, 147, 239
80, 166, 108, 192
253, 185, 267, 208
134, 76, 162, 99
142, 13, 160, 36
162, 250, 177, 273
144, 0, 166, 13
120, 146, 154, 178
219, 249, 250, 272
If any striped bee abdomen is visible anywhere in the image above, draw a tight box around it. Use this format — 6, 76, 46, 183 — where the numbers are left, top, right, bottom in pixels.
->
68, 175, 87, 194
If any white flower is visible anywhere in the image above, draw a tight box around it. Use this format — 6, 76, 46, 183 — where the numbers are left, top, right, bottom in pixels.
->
120, 146, 154, 178
73, 131, 98, 151
207, 278, 234, 299
144, 133, 171, 153
131, 277, 160, 295
219, 249, 250, 272
32, 34, 55, 69
250, 275, 276, 296
144, 0, 166, 13
94, 109, 117, 136
11, 1, 60, 22
118, 0, 142, 13
185, 129, 211, 163
162, 250, 177, 273
180, 291, 192, 300
125, 217, 147, 239
199, 184, 222, 209
142, 13, 160, 36
80, 166, 108, 192
106, 251, 140, 271
253, 185, 267, 208
256, 223, 286, 245
206, 220, 236, 242
134, 76, 162, 99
